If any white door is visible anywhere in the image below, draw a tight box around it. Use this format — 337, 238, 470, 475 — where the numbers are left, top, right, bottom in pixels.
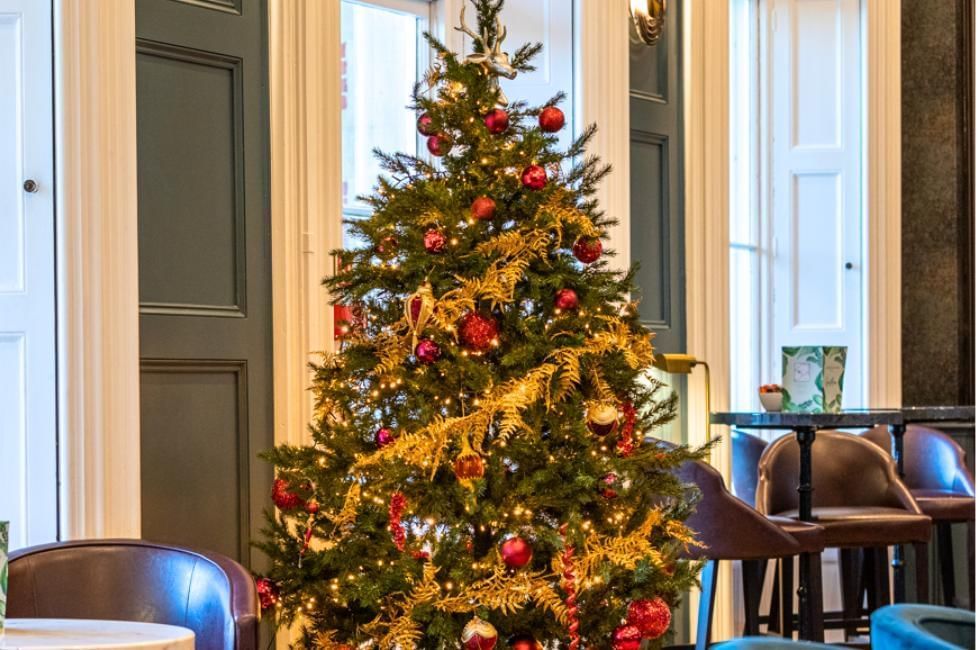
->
769, 0, 864, 408
0, 0, 57, 549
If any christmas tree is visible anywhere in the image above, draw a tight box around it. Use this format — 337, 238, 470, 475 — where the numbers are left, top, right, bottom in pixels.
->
258, 1, 705, 647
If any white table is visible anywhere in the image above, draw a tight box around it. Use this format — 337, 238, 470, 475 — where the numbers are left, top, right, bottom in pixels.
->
1, 619, 194, 650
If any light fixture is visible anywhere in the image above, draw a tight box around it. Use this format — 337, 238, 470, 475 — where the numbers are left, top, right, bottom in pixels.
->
630, 0, 667, 47
651, 353, 711, 443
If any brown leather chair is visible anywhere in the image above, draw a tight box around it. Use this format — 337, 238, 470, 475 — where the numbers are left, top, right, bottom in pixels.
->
8, 539, 259, 650
679, 460, 825, 648
862, 425, 975, 607
757, 431, 933, 638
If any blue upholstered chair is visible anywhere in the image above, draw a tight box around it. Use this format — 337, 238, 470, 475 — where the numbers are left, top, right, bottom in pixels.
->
870, 604, 975, 649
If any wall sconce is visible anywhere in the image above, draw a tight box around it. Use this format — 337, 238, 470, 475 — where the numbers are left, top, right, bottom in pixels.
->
651, 353, 712, 443
630, 0, 667, 46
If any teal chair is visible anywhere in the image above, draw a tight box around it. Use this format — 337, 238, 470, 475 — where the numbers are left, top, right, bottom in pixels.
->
713, 639, 846, 649
871, 604, 975, 649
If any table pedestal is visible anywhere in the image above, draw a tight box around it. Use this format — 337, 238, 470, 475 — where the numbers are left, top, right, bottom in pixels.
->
793, 426, 823, 642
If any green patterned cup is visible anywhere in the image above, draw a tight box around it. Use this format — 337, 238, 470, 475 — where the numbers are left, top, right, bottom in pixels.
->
0, 521, 7, 633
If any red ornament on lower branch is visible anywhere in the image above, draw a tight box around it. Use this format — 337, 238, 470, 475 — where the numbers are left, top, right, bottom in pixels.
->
471, 195, 497, 221
612, 624, 643, 650
415, 338, 442, 365
538, 106, 565, 132
521, 164, 547, 191
484, 108, 510, 134
554, 288, 579, 311
255, 577, 280, 611
627, 597, 672, 639
572, 237, 603, 264
500, 536, 533, 568
462, 617, 498, 650
427, 133, 452, 156
508, 634, 539, 650
424, 228, 447, 254
459, 312, 499, 353
271, 478, 305, 511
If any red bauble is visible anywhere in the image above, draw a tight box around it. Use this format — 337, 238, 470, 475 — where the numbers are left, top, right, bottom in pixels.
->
587, 402, 620, 437
538, 106, 565, 133
424, 228, 447, 254
484, 108, 510, 134
271, 478, 305, 511
305, 499, 320, 514
471, 196, 497, 221
417, 113, 437, 136
508, 635, 538, 650
255, 577, 280, 610
521, 164, 547, 191
375, 427, 395, 448
500, 536, 533, 568
462, 617, 498, 650
459, 312, 500, 352
572, 237, 603, 264
554, 288, 579, 311
427, 133, 452, 156
627, 598, 672, 639
612, 625, 643, 650
600, 472, 620, 499
415, 338, 442, 364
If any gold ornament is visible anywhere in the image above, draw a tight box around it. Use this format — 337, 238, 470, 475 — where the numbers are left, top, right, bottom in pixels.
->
405, 283, 436, 347
586, 402, 620, 437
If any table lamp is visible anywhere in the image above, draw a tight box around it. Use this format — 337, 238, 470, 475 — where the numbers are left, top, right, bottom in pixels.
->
651, 353, 712, 443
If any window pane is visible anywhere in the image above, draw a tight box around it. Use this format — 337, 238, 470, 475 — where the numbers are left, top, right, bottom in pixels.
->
729, 247, 760, 411
341, 1, 424, 247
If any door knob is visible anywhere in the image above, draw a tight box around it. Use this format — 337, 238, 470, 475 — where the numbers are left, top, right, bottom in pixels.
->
23, 179, 38, 193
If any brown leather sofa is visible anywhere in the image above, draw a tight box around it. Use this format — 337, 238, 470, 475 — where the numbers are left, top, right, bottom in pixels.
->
7, 539, 259, 650
862, 424, 976, 607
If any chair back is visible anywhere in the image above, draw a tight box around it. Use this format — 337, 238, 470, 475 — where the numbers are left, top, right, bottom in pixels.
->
862, 425, 975, 496
678, 459, 800, 560
7, 539, 258, 650
731, 430, 767, 505
757, 430, 921, 516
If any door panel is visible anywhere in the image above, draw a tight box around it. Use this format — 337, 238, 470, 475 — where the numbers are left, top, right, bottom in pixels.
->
136, 0, 272, 568
0, 0, 57, 550
629, 6, 685, 353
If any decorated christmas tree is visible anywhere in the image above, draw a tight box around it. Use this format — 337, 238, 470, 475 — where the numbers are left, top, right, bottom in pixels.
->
258, 2, 704, 647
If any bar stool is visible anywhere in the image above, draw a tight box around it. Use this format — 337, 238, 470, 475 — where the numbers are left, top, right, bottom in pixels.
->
862, 425, 976, 608
678, 459, 825, 649
757, 430, 933, 638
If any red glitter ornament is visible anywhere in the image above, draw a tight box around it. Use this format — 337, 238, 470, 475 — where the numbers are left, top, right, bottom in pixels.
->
538, 106, 565, 132
375, 427, 395, 448
612, 625, 643, 650
471, 195, 497, 221
417, 113, 437, 135
554, 288, 579, 311
424, 228, 447, 254
427, 132, 452, 156
559, 523, 581, 650
415, 338, 442, 364
389, 491, 407, 551
572, 237, 602, 263
459, 312, 499, 352
255, 577, 280, 611
500, 536, 533, 568
271, 478, 305, 511
627, 598, 672, 639
462, 617, 498, 650
617, 400, 638, 457
521, 164, 547, 191
484, 108, 510, 134
508, 635, 539, 650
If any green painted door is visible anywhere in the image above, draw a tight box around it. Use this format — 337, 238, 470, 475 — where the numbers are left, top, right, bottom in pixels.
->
136, 0, 272, 570
630, 6, 685, 354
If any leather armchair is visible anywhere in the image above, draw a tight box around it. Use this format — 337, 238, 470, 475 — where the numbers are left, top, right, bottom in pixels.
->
731, 429, 767, 506
8, 539, 259, 650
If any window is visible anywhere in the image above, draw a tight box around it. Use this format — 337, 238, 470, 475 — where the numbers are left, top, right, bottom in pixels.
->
730, 0, 867, 414
341, 0, 432, 248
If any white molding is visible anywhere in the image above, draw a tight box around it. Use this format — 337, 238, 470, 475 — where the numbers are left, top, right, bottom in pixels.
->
269, 0, 342, 448
865, 0, 902, 408
54, 0, 141, 539
683, 0, 733, 640
577, 0, 631, 273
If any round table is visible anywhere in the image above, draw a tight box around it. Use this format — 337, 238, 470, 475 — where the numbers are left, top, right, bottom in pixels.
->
1, 619, 194, 649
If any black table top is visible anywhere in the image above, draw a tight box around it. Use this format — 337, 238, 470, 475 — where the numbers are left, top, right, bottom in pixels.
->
710, 409, 904, 429
900, 405, 975, 424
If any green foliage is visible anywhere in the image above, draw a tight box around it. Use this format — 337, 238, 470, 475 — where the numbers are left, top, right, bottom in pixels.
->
257, 1, 705, 647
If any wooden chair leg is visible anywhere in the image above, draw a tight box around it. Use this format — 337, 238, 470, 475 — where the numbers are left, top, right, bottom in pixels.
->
937, 522, 957, 607
768, 559, 782, 635
781, 557, 794, 638
696, 559, 719, 650
913, 542, 930, 604
838, 548, 862, 639
803, 552, 825, 643
741, 559, 765, 636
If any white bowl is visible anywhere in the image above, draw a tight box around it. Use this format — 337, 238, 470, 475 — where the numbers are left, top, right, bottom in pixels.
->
759, 392, 783, 412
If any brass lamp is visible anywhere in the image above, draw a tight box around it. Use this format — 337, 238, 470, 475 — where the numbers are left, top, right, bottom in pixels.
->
652, 353, 711, 443
630, 0, 667, 46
